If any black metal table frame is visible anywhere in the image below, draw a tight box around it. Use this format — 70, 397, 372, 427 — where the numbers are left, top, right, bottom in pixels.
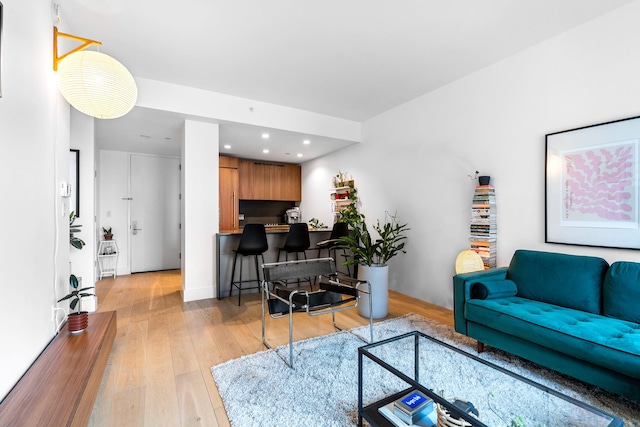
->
357, 330, 623, 427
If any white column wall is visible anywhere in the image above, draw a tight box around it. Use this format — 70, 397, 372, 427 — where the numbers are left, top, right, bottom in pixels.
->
69, 110, 96, 287
302, 1, 640, 309
182, 121, 219, 301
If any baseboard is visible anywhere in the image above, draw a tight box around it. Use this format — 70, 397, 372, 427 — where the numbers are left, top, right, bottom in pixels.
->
183, 286, 215, 302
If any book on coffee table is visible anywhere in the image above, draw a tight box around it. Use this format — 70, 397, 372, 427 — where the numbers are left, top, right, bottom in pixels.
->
378, 402, 436, 427
394, 390, 434, 424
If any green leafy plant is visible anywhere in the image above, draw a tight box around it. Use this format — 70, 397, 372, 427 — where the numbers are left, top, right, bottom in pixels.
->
69, 211, 85, 250
57, 274, 95, 314
335, 212, 409, 266
375, 215, 410, 265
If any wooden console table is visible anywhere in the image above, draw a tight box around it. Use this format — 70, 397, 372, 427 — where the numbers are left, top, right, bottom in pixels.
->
0, 311, 117, 426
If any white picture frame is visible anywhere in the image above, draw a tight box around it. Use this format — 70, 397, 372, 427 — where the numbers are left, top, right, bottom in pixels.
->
546, 116, 640, 249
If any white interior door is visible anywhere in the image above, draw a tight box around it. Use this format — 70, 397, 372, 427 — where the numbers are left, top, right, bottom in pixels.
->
130, 155, 181, 273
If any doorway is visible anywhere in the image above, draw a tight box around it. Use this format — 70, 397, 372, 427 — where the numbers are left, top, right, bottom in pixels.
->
130, 154, 181, 273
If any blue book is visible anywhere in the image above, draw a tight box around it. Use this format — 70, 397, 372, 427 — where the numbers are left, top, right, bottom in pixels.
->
393, 391, 434, 424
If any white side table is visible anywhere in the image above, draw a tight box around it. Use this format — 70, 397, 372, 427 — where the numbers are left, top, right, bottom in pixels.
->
98, 240, 119, 279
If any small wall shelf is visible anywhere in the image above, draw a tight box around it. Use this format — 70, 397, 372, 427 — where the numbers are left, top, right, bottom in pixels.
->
98, 240, 118, 279
330, 180, 357, 222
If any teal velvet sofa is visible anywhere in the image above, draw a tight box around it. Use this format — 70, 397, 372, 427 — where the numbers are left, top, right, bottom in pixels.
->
453, 249, 640, 402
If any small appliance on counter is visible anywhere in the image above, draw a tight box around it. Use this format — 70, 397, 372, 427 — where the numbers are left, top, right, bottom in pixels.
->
285, 207, 301, 224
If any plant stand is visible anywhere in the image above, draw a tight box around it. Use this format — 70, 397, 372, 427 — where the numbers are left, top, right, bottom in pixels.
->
98, 240, 119, 279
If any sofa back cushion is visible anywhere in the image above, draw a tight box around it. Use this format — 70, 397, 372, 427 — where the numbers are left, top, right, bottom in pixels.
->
506, 250, 608, 313
603, 261, 640, 323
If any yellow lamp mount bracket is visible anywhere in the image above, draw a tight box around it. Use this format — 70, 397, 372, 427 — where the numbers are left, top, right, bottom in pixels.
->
53, 26, 102, 71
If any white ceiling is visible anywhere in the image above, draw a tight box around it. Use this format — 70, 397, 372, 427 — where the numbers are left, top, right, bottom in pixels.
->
59, 0, 633, 162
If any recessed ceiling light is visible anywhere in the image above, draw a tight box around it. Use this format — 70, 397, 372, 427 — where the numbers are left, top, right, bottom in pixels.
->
303, 139, 311, 145
261, 133, 270, 139
224, 144, 231, 149
263, 149, 269, 154
297, 153, 303, 158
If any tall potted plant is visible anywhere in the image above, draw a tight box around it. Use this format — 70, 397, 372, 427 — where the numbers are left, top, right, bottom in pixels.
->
58, 274, 95, 333
336, 212, 409, 318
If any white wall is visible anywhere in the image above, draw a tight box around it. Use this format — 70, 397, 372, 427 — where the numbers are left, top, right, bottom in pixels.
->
182, 121, 219, 301
0, 0, 72, 399
302, 1, 640, 309
69, 110, 96, 287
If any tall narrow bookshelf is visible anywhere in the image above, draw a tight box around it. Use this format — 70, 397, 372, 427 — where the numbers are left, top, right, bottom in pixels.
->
469, 185, 496, 269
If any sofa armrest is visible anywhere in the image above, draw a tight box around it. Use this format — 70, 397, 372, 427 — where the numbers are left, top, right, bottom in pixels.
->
453, 268, 507, 335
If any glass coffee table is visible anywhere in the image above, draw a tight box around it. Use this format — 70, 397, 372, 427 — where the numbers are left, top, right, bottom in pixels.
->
358, 331, 623, 427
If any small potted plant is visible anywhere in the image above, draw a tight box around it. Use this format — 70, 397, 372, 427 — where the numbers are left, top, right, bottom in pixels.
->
102, 226, 113, 240
57, 274, 96, 333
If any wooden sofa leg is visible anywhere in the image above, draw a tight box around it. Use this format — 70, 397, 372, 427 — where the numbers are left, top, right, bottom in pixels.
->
477, 341, 485, 353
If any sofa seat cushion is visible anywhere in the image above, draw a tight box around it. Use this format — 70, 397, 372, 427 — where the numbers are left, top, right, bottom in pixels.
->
465, 297, 640, 379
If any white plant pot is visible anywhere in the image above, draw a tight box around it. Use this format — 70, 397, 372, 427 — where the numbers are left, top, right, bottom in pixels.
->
357, 264, 389, 319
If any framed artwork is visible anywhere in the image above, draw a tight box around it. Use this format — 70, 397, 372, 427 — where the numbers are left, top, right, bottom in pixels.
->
545, 115, 640, 249
70, 149, 80, 217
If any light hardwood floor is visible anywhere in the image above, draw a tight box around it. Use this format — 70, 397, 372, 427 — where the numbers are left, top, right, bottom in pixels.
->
88, 270, 453, 427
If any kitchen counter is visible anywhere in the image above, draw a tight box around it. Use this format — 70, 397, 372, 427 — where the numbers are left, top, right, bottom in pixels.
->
216, 227, 335, 300
218, 226, 332, 235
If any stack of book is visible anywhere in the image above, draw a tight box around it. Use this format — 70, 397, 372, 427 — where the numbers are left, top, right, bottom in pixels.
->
378, 390, 436, 427
469, 185, 496, 269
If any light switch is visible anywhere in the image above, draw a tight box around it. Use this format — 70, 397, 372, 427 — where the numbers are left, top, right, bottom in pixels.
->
60, 182, 71, 197
107, 211, 111, 217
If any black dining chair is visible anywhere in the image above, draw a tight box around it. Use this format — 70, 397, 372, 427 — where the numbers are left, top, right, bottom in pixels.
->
229, 224, 269, 305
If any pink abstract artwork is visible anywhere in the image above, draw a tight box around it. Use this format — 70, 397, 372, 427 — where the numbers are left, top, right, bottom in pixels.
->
562, 140, 637, 227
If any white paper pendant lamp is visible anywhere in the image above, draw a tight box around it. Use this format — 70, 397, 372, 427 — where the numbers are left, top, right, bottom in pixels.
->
57, 50, 137, 119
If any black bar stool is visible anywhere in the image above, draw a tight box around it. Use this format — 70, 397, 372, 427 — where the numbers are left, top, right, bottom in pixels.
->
229, 224, 268, 305
278, 223, 312, 288
316, 222, 351, 277
278, 223, 310, 261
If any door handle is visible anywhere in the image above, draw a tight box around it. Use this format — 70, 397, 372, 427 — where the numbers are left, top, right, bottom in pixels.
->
132, 220, 142, 235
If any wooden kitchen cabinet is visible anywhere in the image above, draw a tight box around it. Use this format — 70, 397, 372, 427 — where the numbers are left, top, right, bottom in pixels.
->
219, 156, 239, 230
279, 164, 301, 201
238, 159, 267, 199
238, 160, 301, 201
219, 155, 239, 169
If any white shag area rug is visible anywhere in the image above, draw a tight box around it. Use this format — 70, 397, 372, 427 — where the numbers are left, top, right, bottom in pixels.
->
211, 314, 640, 427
